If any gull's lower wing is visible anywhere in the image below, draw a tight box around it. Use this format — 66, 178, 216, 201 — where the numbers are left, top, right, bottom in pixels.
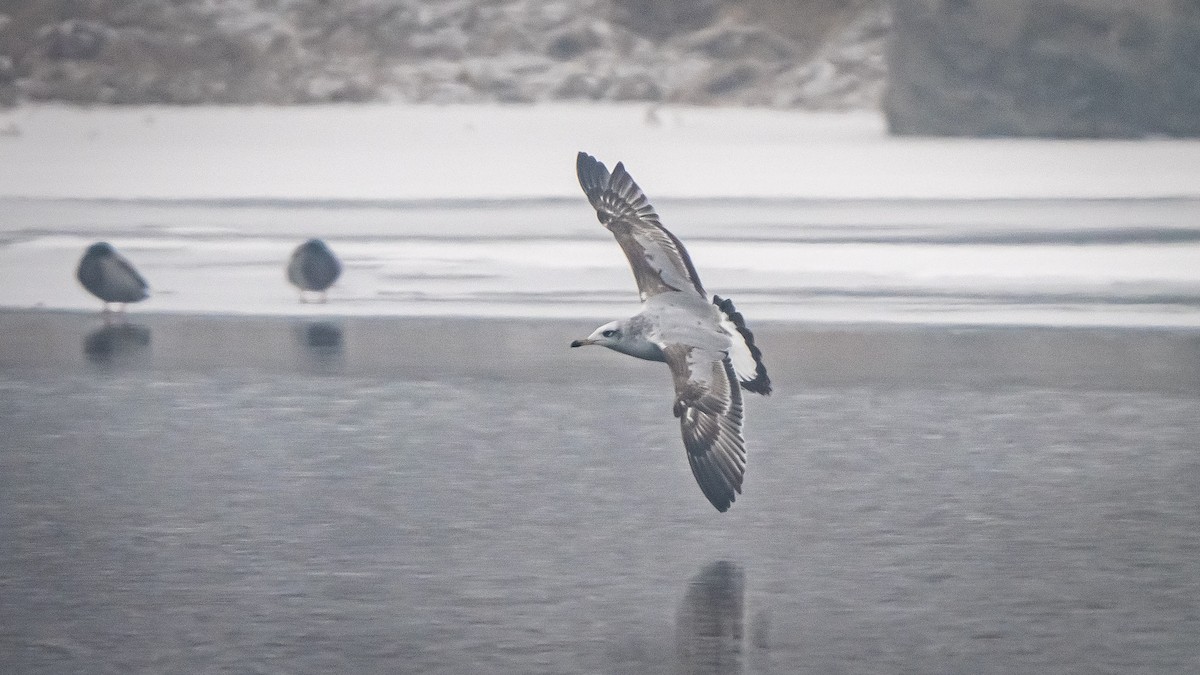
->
663, 344, 747, 512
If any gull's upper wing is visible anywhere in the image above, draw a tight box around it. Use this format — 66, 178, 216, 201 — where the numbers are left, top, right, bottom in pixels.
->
101, 252, 149, 297
663, 343, 747, 512
576, 152, 705, 302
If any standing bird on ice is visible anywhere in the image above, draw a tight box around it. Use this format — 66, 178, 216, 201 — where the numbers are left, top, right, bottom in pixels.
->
570, 152, 771, 512
76, 242, 149, 313
287, 238, 342, 303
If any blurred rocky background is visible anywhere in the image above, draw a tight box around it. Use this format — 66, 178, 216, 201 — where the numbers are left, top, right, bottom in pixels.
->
886, 0, 1200, 137
0, 0, 1197, 137
0, 0, 888, 109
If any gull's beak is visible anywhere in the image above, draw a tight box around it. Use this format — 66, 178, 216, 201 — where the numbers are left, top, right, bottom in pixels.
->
570, 338, 594, 348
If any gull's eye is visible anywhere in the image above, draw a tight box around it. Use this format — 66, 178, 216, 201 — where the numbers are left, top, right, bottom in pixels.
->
602, 329, 617, 338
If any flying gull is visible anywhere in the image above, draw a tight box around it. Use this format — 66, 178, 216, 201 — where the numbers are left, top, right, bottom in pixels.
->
570, 152, 771, 512
287, 238, 342, 303
76, 242, 149, 313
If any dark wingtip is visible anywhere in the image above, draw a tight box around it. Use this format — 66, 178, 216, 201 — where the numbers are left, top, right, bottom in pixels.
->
713, 295, 772, 396
687, 447, 741, 513
576, 152, 608, 194
697, 479, 733, 513
706, 487, 735, 512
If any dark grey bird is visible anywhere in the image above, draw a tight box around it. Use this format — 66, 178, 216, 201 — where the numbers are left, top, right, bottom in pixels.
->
287, 239, 342, 303
570, 152, 771, 512
76, 242, 149, 312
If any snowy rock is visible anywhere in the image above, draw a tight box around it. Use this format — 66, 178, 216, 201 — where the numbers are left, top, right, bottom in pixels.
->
545, 22, 606, 60
39, 20, 109, 60
672, 21, 796, 62
610, 0, 722, 40
606, 71, 663, 101
0, 55, 13, 106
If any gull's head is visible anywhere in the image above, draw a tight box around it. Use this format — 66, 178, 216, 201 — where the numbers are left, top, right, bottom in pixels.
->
83, 241, 116, 259
570, 320, 624, 349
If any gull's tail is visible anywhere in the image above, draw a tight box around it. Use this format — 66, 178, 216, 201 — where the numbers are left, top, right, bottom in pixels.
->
713, 295, 771, 395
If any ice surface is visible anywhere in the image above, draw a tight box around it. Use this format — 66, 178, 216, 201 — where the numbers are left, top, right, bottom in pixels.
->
1, 104, 1198, 325
2, 196, 1197, 326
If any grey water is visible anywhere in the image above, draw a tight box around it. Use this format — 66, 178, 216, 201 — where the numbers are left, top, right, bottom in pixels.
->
2, 311, 1199, 673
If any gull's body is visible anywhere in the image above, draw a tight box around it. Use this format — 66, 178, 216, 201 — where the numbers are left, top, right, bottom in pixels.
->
76, 242, 149, 312
287, 238, 341, 303
571, 152, 770, 512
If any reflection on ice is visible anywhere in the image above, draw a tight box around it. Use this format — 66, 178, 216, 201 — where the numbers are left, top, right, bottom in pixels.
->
82, 323, 152, 367
295, 321, 344, 373
303, 321, 344, 351
676, 561, 746, 675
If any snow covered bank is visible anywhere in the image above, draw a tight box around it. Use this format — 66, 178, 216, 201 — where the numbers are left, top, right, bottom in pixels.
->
4, 104, 1200, 201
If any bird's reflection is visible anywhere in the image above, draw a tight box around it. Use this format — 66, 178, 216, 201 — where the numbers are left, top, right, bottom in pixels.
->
83, 323, 152, 368
304, 321, 344, 350
675, 560, 745, 675
296, 321, 345, 371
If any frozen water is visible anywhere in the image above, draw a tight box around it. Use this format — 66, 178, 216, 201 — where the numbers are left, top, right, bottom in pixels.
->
2, 196, 1198, 326
1, 105, 1198, 325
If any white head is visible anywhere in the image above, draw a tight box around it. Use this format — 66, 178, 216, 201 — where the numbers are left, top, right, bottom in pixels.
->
570, 319, 664, 362
570, 320, 625, 350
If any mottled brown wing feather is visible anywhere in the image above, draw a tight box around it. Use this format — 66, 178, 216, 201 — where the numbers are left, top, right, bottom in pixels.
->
663, 344, 747, 512
576, 152, 706, 301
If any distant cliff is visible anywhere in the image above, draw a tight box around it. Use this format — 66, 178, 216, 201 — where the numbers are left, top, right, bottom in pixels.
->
885, 0, 1200, 137
7, 0, 1197, 139
0, 0, 887, 109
